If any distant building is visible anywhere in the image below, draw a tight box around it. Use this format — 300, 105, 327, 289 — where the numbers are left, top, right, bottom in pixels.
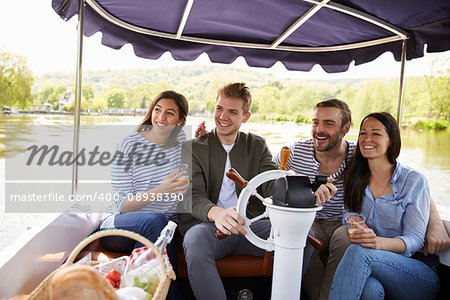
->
2, 106, 11, 114
58, 86, 75, 110
42, 103, 52, 112
192, 103, 207, 116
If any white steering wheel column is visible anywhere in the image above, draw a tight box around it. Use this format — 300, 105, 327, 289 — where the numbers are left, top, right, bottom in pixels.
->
236, 170, 322, 300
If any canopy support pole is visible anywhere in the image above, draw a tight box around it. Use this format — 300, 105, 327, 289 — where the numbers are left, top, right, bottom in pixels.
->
396, 40, 407, 126
72, 0, 85, 195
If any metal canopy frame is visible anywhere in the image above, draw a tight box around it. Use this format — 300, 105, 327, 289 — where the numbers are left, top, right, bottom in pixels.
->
85, 0, 408, 52
71, 0, 409, 193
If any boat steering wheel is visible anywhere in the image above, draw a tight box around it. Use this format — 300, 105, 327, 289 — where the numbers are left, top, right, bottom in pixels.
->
233, 169, 290, 251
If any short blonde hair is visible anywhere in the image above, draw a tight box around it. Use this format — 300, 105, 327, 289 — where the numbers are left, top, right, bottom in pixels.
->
217, 82, 252, 114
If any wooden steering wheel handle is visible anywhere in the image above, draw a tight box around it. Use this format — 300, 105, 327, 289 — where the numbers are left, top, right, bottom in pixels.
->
279, 146, 290, 170
226, 168, 248, 188
215, 169, 247, 239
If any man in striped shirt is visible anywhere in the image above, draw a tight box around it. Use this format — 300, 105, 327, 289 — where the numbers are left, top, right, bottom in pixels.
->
274, 99, 450, 300
273, 99, 355, 300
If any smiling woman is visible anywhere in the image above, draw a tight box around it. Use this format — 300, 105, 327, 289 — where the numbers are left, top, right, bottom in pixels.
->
139, 96, 187, 146
334, 112, 441, 300
97, 90, 189, 299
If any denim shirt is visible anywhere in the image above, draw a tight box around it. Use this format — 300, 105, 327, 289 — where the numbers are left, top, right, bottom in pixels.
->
344, 162, 430, 257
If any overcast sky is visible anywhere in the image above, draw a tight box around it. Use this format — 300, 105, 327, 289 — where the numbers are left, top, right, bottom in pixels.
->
1, 0, 448, 79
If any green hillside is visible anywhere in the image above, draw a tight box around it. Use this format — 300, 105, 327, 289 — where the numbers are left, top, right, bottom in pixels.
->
29, 65, 449, 128
33, 65, 362, 97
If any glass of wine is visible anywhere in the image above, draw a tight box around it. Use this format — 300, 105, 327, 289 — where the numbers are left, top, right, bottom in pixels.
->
174, 163, 189, 184
345, 213, 365, 238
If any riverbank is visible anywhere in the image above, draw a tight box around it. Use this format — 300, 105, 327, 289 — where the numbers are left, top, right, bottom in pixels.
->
4, 110, 145, 117
3, 111, 448, 131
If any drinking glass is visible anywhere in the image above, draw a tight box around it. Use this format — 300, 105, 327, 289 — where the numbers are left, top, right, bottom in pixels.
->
174, 163, 189, 183
345, 214, 365, 238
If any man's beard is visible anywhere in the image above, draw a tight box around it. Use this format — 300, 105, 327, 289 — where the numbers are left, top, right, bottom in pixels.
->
314, 133, 341, 152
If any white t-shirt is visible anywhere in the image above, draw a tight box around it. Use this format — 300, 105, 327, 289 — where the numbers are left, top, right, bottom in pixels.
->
217, 144, 238, 208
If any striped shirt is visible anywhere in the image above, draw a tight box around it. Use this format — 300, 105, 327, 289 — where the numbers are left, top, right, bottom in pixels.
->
273, 139, 355, 220
105, 130, 186, 220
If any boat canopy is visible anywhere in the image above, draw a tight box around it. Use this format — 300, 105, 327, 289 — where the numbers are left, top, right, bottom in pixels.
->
53, 0, 450, 73
51, 0, 450, 193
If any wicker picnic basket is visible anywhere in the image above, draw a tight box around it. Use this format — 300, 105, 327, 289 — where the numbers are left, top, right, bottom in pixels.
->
28, 229, 176, 300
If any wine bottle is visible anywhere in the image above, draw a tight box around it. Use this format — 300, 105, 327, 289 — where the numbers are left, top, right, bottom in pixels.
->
154, 220, 177, 251
130, 221, 177, 269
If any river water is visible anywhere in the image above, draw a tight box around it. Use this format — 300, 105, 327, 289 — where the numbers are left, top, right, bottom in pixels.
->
1, 114, 449, 251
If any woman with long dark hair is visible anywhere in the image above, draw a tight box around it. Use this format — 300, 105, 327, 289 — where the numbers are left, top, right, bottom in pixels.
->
329, 112, 440, 299
99, 90, 189, 299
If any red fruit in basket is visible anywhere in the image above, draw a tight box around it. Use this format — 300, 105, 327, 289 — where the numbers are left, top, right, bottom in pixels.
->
107, 278, 116, 288
106, 269, 121, 281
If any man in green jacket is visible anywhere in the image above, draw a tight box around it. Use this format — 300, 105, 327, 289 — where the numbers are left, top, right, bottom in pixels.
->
179, 82, 280, 299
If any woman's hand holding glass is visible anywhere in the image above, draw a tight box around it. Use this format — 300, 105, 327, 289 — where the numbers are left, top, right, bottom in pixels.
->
173, 164, 189, 184
349, 225, 379, 249
346, 214, 378, 249
150, 164, 189, 196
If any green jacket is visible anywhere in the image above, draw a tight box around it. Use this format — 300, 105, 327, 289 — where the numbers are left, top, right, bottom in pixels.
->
178, 129, 277, 235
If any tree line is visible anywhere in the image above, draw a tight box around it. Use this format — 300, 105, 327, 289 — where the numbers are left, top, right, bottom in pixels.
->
1, 49, 449, 128
0, 51, 33, 108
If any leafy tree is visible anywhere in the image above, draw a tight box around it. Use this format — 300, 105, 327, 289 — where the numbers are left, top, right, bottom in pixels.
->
106, 88, 125, 108
41, 86, 55, 103
317, 89, 338, 101
350, 79, 397, 124
0, 50, 34, 108
336, 86, 356, 104
424, 75, 450, 119
82, 84, 95, 103
28, 64, 449, 123
124, 87, 141, 109
91, 96, 107, 110
254, 86, 280, 114
279, 85, 299, 115
33, 86, 54, 106
188, 100, 204, 113
203, 79, 229, 112
268, 80, 284, 90
126, 83, 158, 109
51, 86, 68, 110
124, 82, 173, 109
34, 85, 67, 110
402, 77, 428, 119
69, 97, 90, 111
292, 87, 318, 113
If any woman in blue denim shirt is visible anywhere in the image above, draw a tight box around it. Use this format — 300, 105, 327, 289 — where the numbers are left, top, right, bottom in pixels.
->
329, 112, 440, 300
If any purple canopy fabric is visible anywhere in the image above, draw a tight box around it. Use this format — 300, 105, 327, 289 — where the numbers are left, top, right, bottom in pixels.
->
52, 0, 450, 73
